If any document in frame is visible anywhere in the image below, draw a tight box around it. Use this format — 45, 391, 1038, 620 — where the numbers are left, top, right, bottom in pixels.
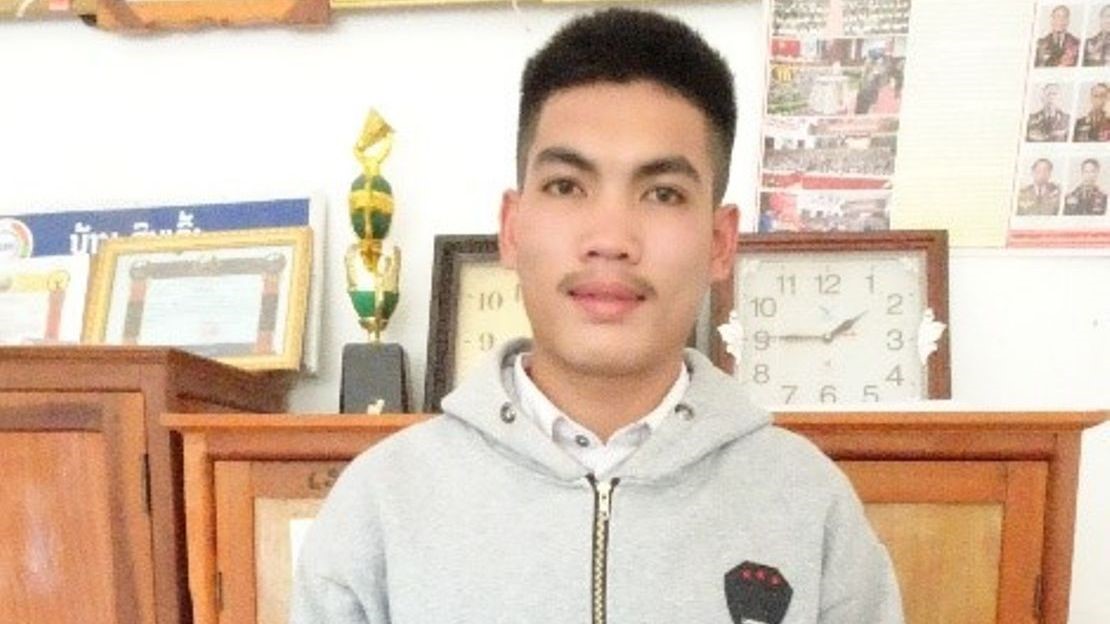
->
0, 255, 89, 345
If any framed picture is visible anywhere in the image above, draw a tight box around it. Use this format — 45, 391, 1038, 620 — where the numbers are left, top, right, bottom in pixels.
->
0, 255, 90, 345
3, 195, 328, 373
710, 230, 950, 407
95, 0, 328, 30
84, 227, 312, 371
423, 234, 530, 412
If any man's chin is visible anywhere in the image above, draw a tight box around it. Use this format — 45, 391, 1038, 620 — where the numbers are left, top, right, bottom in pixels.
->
548, 335, 677, 379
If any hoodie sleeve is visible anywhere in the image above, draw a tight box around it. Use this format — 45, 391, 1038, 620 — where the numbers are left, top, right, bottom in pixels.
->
290, 573, 372, 624
817, 478, 905, 624
289, 456, 390, 624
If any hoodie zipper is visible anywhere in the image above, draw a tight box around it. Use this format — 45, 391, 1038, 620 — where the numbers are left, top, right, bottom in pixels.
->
589, 475, 619, 624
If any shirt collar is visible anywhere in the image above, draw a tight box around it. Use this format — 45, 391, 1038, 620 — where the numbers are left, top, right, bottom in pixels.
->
512, 352, 689, 444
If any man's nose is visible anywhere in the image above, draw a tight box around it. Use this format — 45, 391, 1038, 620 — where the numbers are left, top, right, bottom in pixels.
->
580, 195, 642, 263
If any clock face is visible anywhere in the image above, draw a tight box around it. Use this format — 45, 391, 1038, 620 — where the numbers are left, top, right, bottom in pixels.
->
732, 250, 930, 406
452, 261, 531, 382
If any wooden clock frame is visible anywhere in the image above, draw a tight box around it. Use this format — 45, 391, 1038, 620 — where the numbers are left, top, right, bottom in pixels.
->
424, 234, 502, 413
709, 229, 951, 399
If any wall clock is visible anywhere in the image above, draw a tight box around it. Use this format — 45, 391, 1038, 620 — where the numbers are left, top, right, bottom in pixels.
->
711, 230, 950, 406
424, 235, 531, 412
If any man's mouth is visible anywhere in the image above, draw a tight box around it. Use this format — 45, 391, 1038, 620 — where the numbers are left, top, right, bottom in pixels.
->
562, 277, 652, 322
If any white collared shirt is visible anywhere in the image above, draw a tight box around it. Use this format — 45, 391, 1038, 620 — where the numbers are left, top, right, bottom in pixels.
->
512, 353, 690, 476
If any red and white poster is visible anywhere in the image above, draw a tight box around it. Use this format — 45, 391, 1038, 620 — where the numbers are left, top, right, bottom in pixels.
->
758, 0, 912, 233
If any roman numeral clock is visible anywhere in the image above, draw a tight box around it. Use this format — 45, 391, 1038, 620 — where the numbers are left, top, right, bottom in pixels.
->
711, 231, 951, 406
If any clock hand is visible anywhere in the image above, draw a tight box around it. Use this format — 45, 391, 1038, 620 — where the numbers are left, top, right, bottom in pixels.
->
822, 311, 867, 343
774, 333, 826, 342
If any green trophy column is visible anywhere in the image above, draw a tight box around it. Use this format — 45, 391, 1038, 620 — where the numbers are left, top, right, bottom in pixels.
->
340, 109, 409, 413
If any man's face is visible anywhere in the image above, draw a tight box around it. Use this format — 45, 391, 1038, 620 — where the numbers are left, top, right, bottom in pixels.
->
500, 81, 736, 378
1051, 7, 1070, 32
1091, 86, 1108, 111
1043, 86, 1061, 110
1101, 7, 1110, 32
1082, 162, 1100, 185
1033, 161, 1053, 185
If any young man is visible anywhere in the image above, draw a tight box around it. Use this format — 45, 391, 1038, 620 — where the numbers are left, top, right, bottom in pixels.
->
292, 9, 903, 623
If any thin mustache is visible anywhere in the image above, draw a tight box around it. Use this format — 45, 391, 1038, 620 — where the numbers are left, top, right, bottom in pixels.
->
557, 271, 657, 299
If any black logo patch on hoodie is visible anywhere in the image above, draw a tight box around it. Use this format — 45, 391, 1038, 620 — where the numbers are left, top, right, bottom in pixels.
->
723, 561, 792, 624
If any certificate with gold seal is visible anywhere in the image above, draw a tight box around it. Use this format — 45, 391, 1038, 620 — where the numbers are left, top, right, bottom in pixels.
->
84, 227, 312, 371
0, 255, 90, 345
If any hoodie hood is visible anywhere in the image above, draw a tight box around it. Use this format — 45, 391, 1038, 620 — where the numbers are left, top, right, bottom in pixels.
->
439, 338, 772, 483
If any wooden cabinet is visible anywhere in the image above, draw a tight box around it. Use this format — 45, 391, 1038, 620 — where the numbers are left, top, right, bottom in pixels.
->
164, 414, 420, 624
165, 411, 1103, 624
0, 347, 292, 624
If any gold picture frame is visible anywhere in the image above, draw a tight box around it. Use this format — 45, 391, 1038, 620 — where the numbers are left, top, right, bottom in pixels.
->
83, 227, 312, 371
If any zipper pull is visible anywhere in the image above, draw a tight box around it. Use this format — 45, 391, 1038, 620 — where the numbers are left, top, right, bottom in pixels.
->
596, 479, 615, 522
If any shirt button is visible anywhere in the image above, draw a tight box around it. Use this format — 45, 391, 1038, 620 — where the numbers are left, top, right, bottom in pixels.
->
675, 403, 695, 421
575, 435, 590, 448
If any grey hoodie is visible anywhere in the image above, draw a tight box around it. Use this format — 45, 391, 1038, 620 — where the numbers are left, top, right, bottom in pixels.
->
291, 339, 904, 623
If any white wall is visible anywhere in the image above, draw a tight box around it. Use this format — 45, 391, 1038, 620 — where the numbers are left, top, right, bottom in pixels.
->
1, 3, 1106, 620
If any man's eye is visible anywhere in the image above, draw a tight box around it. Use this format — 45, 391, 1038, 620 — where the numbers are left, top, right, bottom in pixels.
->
645, 186, 686, 205
542, 179, 583, 197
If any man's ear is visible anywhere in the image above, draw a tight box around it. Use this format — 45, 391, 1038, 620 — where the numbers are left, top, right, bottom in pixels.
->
499, 189, 521, 270
710, 203, 739, 283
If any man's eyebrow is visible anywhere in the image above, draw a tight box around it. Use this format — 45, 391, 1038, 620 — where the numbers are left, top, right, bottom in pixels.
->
634, 156, 703, 184
532, 147, 597, 174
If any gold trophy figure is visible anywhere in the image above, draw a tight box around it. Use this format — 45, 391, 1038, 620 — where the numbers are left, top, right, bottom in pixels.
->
340, 109, 409, 413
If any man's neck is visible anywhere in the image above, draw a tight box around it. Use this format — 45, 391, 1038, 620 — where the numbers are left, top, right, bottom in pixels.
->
525, 347, 685, 443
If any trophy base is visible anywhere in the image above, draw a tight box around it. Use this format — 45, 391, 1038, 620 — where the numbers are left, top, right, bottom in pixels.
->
340, 343, 410, 414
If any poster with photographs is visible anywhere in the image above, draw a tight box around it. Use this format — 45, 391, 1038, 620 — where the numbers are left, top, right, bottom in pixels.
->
1010, 1, 1110, 246
759, 0, 913, 233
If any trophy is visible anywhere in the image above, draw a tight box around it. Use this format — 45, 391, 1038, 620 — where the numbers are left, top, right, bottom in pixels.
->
339, 109, 409, 413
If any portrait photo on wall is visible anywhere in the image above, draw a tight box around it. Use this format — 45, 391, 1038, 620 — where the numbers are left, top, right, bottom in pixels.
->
1026, 81, 1075, 142
1082, 3, 1110, 66
1062, 155, 1110, 214
1014, 155, 1066, 216
1034, 3, 1083, 67
1073, 81, 1110, 140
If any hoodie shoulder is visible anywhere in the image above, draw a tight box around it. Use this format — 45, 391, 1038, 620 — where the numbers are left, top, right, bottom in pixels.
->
340, 414, 476, 482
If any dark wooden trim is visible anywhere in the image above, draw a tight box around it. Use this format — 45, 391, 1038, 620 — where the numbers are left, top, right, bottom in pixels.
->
424, 234, 499, 413
1043, 433, 1083, 624
709, 229, 951, 399
0, 402, 102, 431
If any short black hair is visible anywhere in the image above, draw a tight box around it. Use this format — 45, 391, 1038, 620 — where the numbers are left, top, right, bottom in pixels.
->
517, 8, 737, 203
1082, 158, 1100, 169
1033, 158, 1054, 171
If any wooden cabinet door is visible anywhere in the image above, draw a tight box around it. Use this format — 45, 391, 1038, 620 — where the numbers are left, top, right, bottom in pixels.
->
842, 461, 1047, 624
0, 392, 155, 624
213, 460, 347, 624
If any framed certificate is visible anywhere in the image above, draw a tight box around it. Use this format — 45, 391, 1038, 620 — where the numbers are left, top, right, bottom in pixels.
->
84, 227, 312, 371
0, 255, 90, 345
424, 235, 531, 412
